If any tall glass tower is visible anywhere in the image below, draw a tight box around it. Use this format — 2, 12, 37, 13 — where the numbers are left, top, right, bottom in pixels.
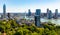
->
35, 9, 41, 16
28, 9, 31, 16
54, 9, 58, 19
7, 13, 11, 19
35, 9, 41, 27
3, 4, 6, 18
48, 10, 52, 19
47, 8, 49, 18
35, 15, 40, 27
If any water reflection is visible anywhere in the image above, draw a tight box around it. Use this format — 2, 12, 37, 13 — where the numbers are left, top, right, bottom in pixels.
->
41, 18, 60, 25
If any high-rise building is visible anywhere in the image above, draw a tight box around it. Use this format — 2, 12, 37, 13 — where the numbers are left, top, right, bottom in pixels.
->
35, 9, 41, 27
3, 4, 6, 18
48, 10, 52, 19
28, 9, 31, 16
47, 8, 49, 13
35, 15, 40, 27
54, 9, 58, 19
35, 9, 41, 16
47, 8, 50, 18
7, 13, 11, 19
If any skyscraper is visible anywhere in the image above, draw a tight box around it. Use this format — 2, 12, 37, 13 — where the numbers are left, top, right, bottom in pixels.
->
7, 13, 11, 19
48, 10, 52, 19
47, 8, 49, 13
35, 15, 40, 27
47, 8, 49, 18
28, 9, 31, 16
54, 9, 58, 19
3, 4, 6, 18
35, 9, 41, 16
35, 9, 41, 27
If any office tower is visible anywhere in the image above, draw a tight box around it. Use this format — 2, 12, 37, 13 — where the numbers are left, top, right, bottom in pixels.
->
35, 9, 41, 16
35, 15, 40, 27
48, 10, 52, 19
47, 8, 49, 18
35, 9, 41, 27
28, 9, 31, 16
54, 9, 58, 19
47, 8, 49, 13
7, 13, 11, 19
3, 4, 6, 18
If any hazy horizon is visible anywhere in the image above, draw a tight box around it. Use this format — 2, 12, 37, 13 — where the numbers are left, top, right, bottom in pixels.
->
0, 0, 60, 13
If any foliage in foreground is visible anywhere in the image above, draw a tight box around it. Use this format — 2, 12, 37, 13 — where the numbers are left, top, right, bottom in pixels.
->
0, 20, 60, 35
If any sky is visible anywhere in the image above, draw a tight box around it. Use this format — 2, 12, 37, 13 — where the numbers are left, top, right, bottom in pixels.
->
0, 0, 60, 13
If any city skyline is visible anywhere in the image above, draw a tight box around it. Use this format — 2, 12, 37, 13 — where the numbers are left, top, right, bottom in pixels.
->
0, 0, 60, 13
